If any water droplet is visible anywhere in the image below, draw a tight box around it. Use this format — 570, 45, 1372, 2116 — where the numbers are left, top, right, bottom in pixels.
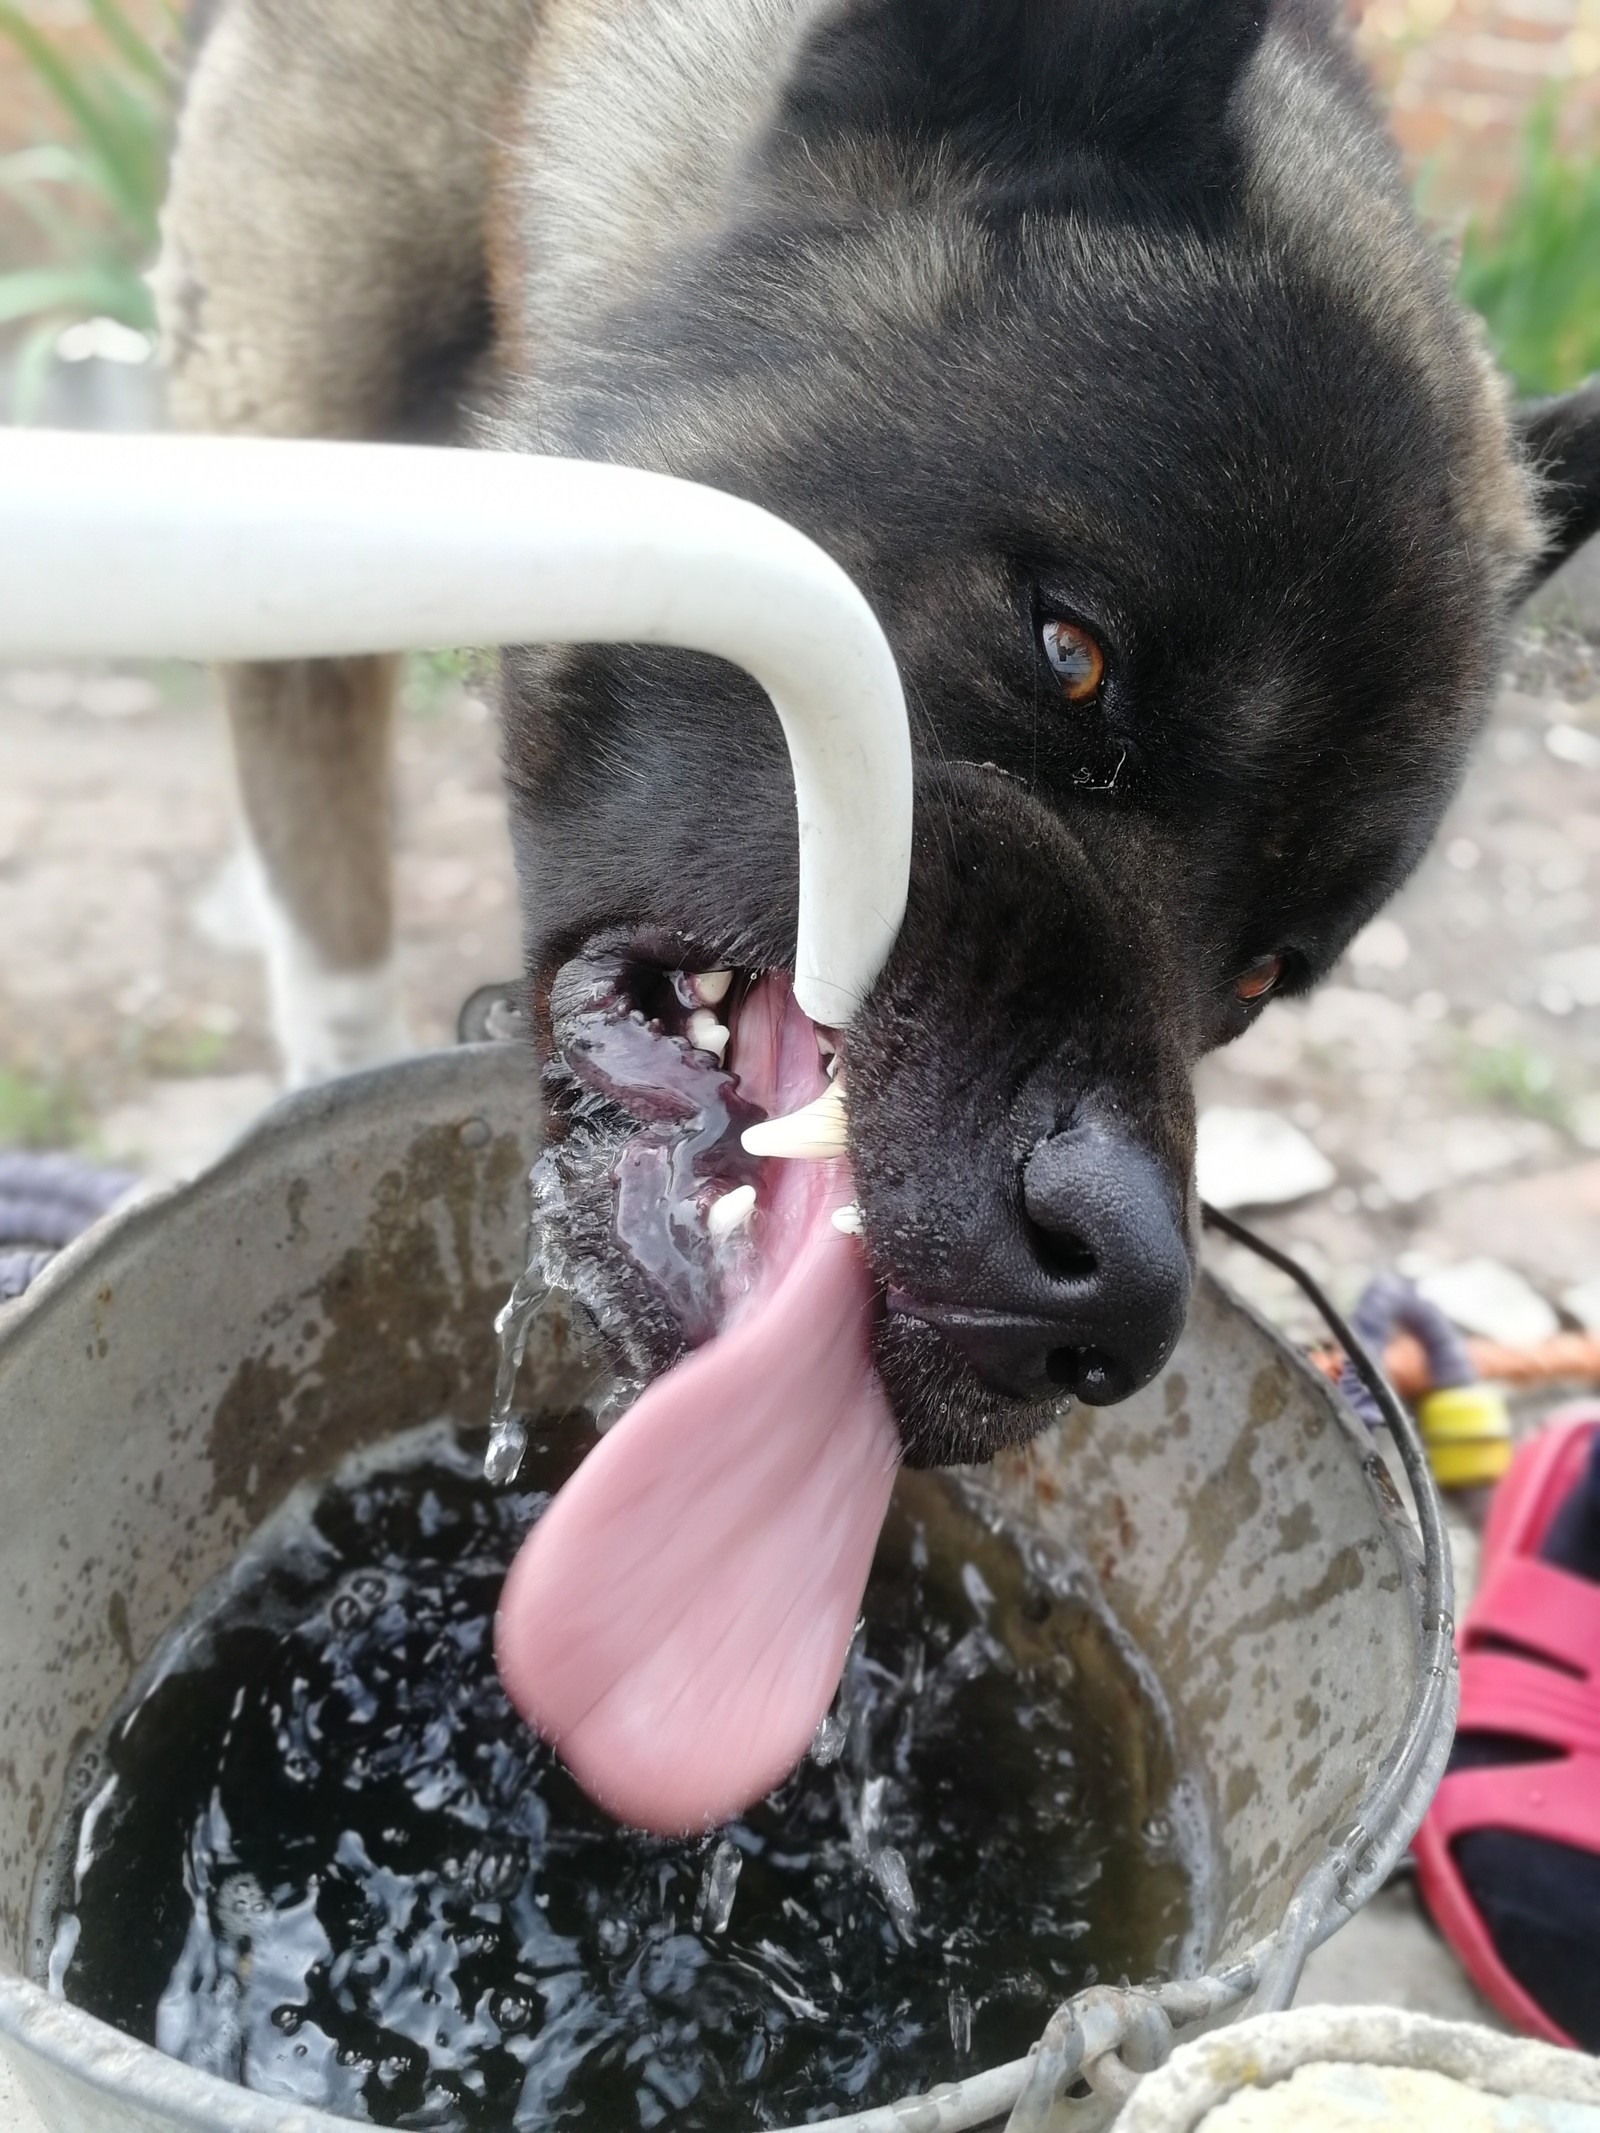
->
948, 1987, 972, 2056
484, 1416, 528, 1488
871, 1847, 918, 1945
697, 1839, 742, 1936
810, 1713, 847, 1767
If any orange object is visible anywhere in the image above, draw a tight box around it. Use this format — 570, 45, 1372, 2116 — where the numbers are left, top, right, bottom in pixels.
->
1312, 1331, 1600, 1401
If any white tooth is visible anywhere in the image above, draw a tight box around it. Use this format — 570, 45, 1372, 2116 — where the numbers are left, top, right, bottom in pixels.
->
831, 1203, 863, 1235
741, 1078, 848, 1160
816, 1026, 837, 1060
707, 1184, 757, 1239
687, 1008, 730, 1061
694, 970, 733, 1006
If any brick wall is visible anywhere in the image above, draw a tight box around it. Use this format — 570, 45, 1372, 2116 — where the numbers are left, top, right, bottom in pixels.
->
1354, 0, 1600, 214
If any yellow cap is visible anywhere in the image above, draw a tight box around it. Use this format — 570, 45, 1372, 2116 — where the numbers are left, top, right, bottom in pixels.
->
1417, 1383, 1513, 1489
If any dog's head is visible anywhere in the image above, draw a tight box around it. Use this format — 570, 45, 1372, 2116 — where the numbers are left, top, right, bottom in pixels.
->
496, 0, 1600, 1470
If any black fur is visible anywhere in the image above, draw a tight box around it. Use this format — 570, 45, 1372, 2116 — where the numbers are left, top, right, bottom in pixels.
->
777, 0, 1274, 205
1522, 381, 1600, 582
498, 0, 1600, 1464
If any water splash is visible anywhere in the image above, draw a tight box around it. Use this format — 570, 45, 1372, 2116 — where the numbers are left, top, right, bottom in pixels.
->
483, 1264, 547, 1486
696, 1839, 743, 1936
948, 1987, 973, 2057
870, 1848, 918, 1946
809, 1714, 847, 1767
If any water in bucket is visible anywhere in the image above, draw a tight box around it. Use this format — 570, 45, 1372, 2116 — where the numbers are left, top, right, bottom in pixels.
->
39, 1416, 1203, 2132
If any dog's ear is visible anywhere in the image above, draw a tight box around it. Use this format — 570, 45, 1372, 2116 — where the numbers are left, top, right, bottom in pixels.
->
781, 0, 1276, 189
1519, 380, 1600, 591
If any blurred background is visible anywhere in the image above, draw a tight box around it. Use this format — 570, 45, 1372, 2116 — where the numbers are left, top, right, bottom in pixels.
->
0, 0, 1596, 1350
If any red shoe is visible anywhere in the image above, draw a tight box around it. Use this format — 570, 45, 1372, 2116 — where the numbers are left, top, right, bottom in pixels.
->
1414, 1404, 1600, 2049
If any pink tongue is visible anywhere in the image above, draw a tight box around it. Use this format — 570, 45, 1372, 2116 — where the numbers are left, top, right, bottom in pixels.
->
495, 1207, 900, 1834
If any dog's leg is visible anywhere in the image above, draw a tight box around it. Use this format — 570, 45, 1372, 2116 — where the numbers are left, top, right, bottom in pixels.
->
153, 0, 528, 1083
225, 656, 407, 1086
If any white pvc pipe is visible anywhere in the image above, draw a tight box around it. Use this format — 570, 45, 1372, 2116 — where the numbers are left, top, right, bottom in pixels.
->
0, 431, 913, 1027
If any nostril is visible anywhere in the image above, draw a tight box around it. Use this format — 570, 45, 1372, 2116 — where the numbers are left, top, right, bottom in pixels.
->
1044, 1347, 1079, 1388
1025, 1216, 1097, 1284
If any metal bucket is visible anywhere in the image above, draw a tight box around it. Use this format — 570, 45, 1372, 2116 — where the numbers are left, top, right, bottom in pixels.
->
0, 1045, 1454, 2133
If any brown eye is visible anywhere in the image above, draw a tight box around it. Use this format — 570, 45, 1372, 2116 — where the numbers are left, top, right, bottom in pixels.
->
1235, 953, 1285, 1004
1041, 618, 1105, 703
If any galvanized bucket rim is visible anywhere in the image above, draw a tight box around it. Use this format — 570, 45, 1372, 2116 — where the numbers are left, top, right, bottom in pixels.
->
0, 1047, 1457, 2133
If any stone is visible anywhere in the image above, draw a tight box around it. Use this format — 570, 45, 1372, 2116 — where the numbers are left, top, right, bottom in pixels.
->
1363, 1116, 1557, 1207
1214, 1009, 1305, 1081
1293, 1888, 1509, 2029
1298, 986, 1421, 1070
1417, 1258, 1560, 1348
1538, 943, 1600, 1012
77, 674, 158, 720
1346, 916, 1410, 973
3, 668, 77, 712
1415, 1161, 1600, 1296
1196, 1107, 1336, 1210
1545, 720, 1600, 770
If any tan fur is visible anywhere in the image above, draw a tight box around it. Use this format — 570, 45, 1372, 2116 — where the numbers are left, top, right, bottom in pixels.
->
225, 656, 399, 968
156, 0, 534, 1055
509, 0, 830, 370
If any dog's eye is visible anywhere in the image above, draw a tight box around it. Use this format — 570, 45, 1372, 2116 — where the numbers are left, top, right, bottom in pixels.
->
1040, 618, 1105, 703
1234, 954, 1285, 1004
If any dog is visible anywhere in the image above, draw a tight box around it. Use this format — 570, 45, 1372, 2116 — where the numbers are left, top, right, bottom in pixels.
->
155, 0, 1600, 1819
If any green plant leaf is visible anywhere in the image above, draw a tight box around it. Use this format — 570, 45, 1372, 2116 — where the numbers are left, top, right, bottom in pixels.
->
85, 0, 170, 92
0, 1, 165, 239
1459, 95, 1600, 395
0, 261, 154, 328
0, 141, 85, 189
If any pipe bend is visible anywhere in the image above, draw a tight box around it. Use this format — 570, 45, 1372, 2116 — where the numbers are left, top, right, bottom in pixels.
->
0, 432, 913, 1025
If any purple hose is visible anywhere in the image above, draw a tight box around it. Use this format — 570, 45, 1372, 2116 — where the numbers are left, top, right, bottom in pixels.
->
0, 1153, 138, 1300
1339, 1271, 1476, 1428
0, 1249, 56, 1303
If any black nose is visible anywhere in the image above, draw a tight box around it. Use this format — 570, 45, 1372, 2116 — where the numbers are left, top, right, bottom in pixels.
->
929, 1118, 1190, 1406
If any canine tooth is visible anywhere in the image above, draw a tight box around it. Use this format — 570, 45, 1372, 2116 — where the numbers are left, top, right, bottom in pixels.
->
687, 1009, 730, 1060
707, 1184, 756, 1240
831, 1203, 863, 1236
694, 970, 733, 1006
742, 1079, 848, 1160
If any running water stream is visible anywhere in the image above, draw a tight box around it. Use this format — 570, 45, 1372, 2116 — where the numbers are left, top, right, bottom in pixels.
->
40, 1418, 1201, 2133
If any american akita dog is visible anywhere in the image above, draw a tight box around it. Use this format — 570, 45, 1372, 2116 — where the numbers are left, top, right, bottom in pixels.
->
156, 0, 1600, 1825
